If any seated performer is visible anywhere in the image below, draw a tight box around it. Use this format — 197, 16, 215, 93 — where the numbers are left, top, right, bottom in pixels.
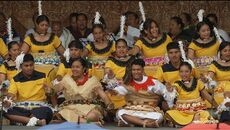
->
116, 59, 164, 128
51, 40, 84, 106
103, 38, 135, 109
3, 54, 53, 126
202, 41, 230, 106
154, 41, 198, 85
165, 62, 218, 127
0, 41, 20, 83
188, 21, 220, 68
0, 38, 8, 60
52, 58, 114, 126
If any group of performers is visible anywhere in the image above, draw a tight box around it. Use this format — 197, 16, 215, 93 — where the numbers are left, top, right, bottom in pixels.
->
0, 2, 229, 128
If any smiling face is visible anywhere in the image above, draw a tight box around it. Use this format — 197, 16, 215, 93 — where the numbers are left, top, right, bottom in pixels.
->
71, 60, 85, 78
92, 26, 105, 42
115, 40, 128, 58
9, 43, 20, 59
220, 45, 230, 61
179, 65, 192, 81
146, 21, 159, 39
131, 64, 144, 81
198, 24, 211, 40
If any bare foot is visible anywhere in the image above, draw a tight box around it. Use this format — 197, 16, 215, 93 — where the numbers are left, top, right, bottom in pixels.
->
144, 119, 159, 128
117, 120, 134, 127
37, 119, 46, 126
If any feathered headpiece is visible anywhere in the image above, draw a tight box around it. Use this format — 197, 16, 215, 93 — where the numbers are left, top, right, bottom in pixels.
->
63, 48, 70, 63
213, 27, 222, 43
15, 52, 25, 70
6, 18, 13, 43
38, 1, 42, 16
197, 9, 205, 22
178, 41, 195, 68
119, 15, 126, 38
139, 1, 146, 30
94, 12, 101, 24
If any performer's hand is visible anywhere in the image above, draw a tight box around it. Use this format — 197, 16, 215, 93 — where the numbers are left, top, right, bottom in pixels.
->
165, 82, 173, 92
225, 102, 230, 107
43, 83, 51, 94
3, 100, 11, 108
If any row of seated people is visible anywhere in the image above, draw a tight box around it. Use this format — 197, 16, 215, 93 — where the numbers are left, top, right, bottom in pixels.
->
0, 37, 229, 127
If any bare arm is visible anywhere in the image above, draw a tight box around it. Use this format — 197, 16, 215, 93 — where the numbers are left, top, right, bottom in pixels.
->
82, 48, 89, 58
56, 45, 65, 57
200, 89, 218, 108
0, 73, 6, 84
187, 48, 195, 60
96, 87, 113, 107
128, 45, 140, 56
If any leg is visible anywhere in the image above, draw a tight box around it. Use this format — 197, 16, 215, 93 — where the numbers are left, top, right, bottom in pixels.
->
121, 114, 144, 126
86, 109, 104, 126
5, 115, 31, 125
31, 107, 53, 124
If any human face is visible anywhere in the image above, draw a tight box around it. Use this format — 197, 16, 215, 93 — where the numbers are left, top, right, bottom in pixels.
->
70, 17, 77, 30
37, 21, 49, 34
181, 14, 188, 27
93, 27, 104, 42
198, 24, 211, 40
126, 15, 139, 28
70, 47, 81, 59
52, 24, 62, 37
220, 45, 230, 61
146, 22, 159, 39
131, 64, 144, 81
71, 60, 84, 78
9, 44, 20, 59
179, 65, 192, 81
169, 20, 181, 36
168, 48, 181, 63
21, 61, 34, 76
76, 15, 87, 30
115, 41, 128, 58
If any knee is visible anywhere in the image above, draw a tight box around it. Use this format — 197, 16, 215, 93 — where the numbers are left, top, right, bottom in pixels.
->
87, 112, 100, 122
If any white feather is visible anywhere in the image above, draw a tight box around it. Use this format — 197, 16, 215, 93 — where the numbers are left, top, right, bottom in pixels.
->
94, 12, 101, 24
38, 1, 42, 16
197, 9, 205, 22
63, 48, 70, 63
15, 52, 25, 70
139, 2, 146, 30
213, 27, 222, 43
119, 15, 126, 38
139, 2, 146, 22
7, 18, 13, 42
178, 41, 187, 60
178, 41, 195, 68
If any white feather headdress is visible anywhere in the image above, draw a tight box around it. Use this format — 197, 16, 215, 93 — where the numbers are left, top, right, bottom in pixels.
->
15, 52, 25, 70
139, 1, 146, 30
63, 48, 70, 63
178, 41, 195, 68
119, 15, 126, 38
94, 12, 102, 24
38, 1, 42, 16
6, 18, 13, 43
197, 9, 205, 22
213, 27, 222, 43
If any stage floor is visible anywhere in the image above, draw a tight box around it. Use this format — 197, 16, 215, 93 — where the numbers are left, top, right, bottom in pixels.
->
1, 123, 179, 130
